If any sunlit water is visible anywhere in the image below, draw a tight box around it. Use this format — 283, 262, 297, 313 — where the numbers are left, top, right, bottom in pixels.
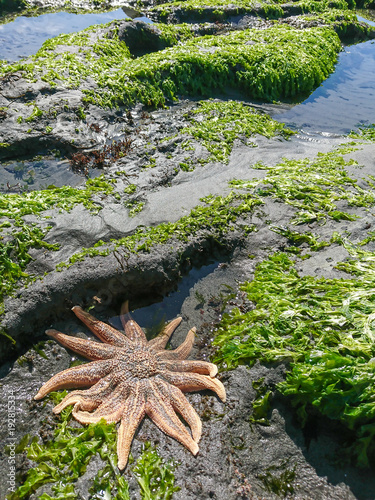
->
110, 262, 220, 335
276, 16, 375, 135
0, 8, 129, 62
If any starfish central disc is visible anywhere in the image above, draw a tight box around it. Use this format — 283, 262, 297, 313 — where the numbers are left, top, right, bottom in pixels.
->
120, 346, 158, 379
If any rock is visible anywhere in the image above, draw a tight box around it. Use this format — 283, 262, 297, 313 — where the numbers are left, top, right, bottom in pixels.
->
116, 20, 168, 56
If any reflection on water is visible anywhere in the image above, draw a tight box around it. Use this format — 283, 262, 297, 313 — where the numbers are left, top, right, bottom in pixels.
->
0, 8, 128, 61
0, 157, 102, 192
110, 262, 220, 337
276, 36, 375, 135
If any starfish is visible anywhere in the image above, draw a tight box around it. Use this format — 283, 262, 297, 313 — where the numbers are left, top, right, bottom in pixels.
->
35, 304, 226, 469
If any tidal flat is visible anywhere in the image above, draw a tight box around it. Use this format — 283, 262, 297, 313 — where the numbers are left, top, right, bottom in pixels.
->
1, 0, 375, 498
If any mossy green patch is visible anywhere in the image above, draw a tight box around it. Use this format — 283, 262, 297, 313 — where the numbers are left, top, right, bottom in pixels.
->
0, 176, 115, 314
125, 199, 145, 217
258, 459, 296, 496
209, 145, 375, 466
289, 8, 375, 39
1, 25, 342, 108
8, 392, 179, 499
250, 378, 273, 426
151, 0, 349, 22
350, 124, 375, 142
133, 442, 180, 499
181, 99, 294, 165
86, 25, 342, 107
229, 147, 372, 225
214, 248, 375, 467
154, 21, 196, 44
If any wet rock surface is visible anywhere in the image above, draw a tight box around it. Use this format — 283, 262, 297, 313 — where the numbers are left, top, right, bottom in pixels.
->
1, 2, 375, 500
2, 100, 375, 500
2, 227, 375, 499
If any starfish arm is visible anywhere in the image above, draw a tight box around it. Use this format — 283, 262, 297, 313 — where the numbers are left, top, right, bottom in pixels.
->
148, 317, 182, 350
117, 390, 146, 470
156, 327, 196, 360
161, 359, 218, 377
46, 329, 119, 360
72, 306, 130, 348
73, 384, 130, 424
119, 301, 147, 344
56, 395, 98, 414
161, 371, 226, 402
146, 381, 199, 456
156, 378, 202, 443
34, 360, 113, 400
53, 377, 113, 413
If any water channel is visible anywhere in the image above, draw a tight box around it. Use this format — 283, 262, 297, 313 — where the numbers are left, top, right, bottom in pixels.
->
276, 21, 375, 135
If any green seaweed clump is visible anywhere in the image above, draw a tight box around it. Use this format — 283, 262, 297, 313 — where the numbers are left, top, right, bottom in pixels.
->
8, 403, 124, 499
230, 147, 374, 225
1, 25, 342, 108
0, 176, 115, 315
258, 459, 296, 497
214, 249, 375, 467
133, 442, 180, 499
181, 100, 294, 165
8, 392, 179, 499
350, 124, 375, 142
250, 378, 272, 426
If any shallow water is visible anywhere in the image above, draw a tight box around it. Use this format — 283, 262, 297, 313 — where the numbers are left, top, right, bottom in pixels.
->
0, 8, 128, 62
276, 20, 375, 135
0, 157, 102, 192
110, 262, 220, 336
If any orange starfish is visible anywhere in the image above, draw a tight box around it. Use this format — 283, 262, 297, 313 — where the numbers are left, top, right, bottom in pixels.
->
35, 304, 226, 469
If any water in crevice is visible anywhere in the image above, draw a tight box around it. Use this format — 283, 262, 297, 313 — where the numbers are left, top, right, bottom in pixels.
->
0, 157, 104, 192
109, 262, 220, 336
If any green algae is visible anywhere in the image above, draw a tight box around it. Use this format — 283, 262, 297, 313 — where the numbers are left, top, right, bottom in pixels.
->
282, 8, 375, 38
154, 21, 196, 44
85, 25, 342, 107
250, 378, 272, 426
214, 249, 375, 467
229, 147, 372, 225
0, 24, 342, 108
151, 0, 350, 21
55, 190, 262, 271
208, 146, 375, 467
0, 176, 115, 316
258, 459, 296, 496
133, 442, 180, 499
125, 199, 145, 217
350, 124, 375, 142
8, 392, 179, 499
180, 100, 294, 165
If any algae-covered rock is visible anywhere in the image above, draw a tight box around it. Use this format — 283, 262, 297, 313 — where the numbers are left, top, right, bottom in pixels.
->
1, 1, 375, 498
0, 21, 341, 160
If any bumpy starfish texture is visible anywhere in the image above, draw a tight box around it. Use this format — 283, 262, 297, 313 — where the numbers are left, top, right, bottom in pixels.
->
35, 304, 226, 469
